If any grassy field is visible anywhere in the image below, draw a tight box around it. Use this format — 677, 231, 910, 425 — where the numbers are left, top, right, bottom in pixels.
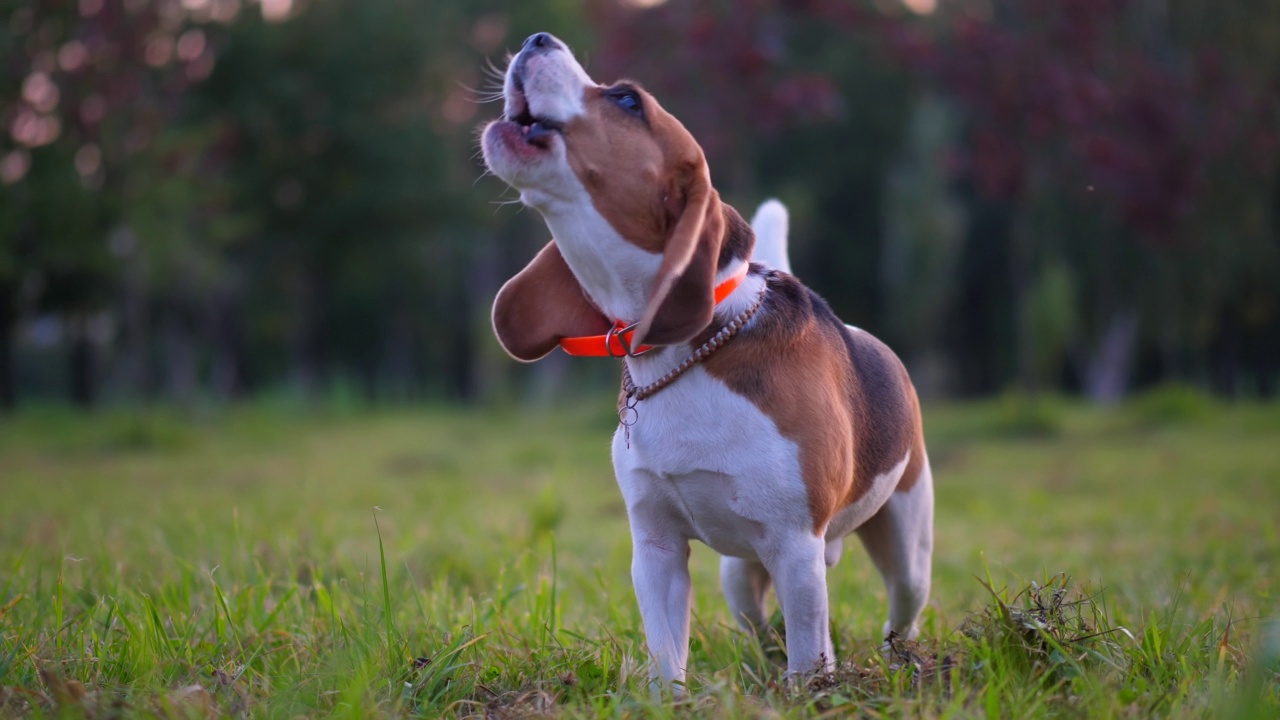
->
1, 391, 1278, 717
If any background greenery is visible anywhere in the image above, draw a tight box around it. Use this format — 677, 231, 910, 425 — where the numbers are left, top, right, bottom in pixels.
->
1, 0, 1277, 409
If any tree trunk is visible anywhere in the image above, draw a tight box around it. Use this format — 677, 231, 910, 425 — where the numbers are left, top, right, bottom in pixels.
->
379, 306, 415, 403
1010, 204, 1039, 395
945, 195, 1014, 396
468, 234, 505, 402
164, 309, 198, 406
68, 315, 96, 408
448, 284, 475, 402
1084, 310, 1138, 403
120, 255, 153, 400
359, 356, 378, 405
0, 300, 14, 412
210, 290, 250, 400
291, 269, 323, 400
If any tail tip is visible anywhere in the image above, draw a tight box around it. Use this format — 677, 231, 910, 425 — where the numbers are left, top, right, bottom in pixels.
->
752, 198, 789, 229
749, 198, 792, 274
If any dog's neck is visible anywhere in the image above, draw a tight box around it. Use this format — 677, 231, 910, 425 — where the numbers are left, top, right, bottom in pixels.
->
534, 195, 757, 330
535, 198, 658, 325
715, 202, 757, 275
705, 203, 761, 327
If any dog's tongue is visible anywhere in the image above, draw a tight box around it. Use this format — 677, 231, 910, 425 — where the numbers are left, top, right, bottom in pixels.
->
526, 121, 555, 146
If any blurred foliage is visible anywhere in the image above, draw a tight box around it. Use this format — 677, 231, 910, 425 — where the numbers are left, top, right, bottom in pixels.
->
1123, 382, 1221, 429
0, 0, 1277, 410
971, 390, 1068, 439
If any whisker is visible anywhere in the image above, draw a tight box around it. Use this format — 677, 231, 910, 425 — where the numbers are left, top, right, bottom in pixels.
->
490, 198, 527, 215
457, 81, 505, 104
483, 56, 508, 81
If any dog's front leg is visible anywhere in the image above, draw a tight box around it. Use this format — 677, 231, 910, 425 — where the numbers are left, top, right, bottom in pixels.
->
767, 534, 835, 678
630, 522, 693, 691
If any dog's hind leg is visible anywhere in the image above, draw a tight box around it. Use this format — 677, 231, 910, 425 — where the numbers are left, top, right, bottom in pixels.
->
854, 456, 934, 640
720, 556, 772, 634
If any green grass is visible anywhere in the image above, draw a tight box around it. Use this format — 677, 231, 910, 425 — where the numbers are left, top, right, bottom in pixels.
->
0, 394, 1277, 717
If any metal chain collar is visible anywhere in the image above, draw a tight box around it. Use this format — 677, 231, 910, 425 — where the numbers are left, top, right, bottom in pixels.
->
618, 285, 766, 446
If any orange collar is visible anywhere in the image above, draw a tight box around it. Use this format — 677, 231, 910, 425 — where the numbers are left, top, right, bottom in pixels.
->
559, 269, 749, 357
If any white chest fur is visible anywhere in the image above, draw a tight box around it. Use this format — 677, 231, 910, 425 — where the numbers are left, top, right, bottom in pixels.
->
611, 364, 814, 561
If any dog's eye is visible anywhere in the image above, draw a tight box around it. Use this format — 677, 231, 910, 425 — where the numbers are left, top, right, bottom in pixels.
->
612, 91, 642, 117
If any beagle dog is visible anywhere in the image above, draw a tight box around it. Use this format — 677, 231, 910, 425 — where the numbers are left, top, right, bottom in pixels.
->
480, 32, 933, 688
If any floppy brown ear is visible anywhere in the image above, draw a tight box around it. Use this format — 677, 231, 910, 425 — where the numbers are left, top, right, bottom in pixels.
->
492, 241, 611, 362
632, 163, 724, 347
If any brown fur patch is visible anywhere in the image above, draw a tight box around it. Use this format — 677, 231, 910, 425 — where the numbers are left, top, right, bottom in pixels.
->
562, 82, 696, 255
559, 83, 750, 346
704, 270, 919, 532
838, 321, 917, 506
897, 369, 927, 493
717, 204, 755, 271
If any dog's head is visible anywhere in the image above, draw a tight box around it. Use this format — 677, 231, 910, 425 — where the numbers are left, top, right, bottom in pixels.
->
481, 32, 752, 361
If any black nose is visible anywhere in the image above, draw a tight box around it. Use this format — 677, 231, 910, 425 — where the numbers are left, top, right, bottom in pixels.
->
522, 32, 557, 51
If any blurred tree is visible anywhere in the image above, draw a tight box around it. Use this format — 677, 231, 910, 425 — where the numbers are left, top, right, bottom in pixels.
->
194, 0, 594, 402
591, 0, 1278, 399
0, 0, 224, 407
2, 0, 1274, 407
896, 0, 1278, 397
1167, 0, 1280, 397
591, 0, 914, 332
881, 92, 965, 395
192, 0, 450, 399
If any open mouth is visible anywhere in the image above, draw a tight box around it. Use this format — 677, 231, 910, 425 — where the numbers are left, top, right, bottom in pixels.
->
505, 78, 563, 149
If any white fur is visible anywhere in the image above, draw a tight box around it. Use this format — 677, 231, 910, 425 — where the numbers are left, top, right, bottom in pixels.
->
611, 367, 835, 682
540, 199, 661, 324
749, 198, 792, 273
483, 33, 932, 690
502, 39, 593, 129
484, 41, 592, 206
825, 451, 910, 548
856, 460, 934, 640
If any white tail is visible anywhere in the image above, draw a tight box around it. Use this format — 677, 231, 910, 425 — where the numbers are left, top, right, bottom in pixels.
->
749, 198, 791, 274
